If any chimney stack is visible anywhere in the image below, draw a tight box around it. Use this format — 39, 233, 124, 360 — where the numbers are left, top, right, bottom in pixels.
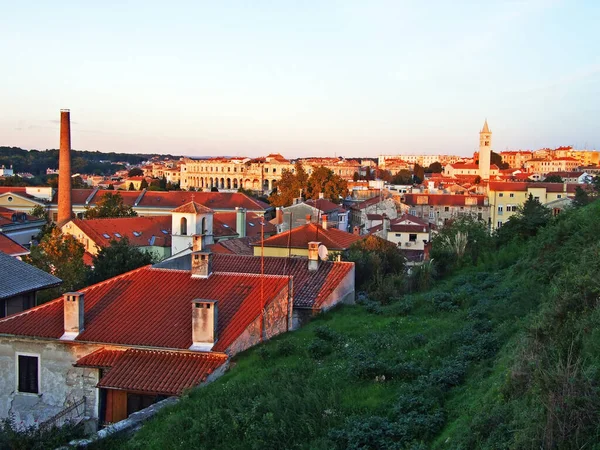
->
193, 235, 203, 252
190, 299, 218, 351
308, 241, 320, 271
191, 251, 213, 278
322, 214, 328, 230
61, 292, 84, 340
275, 207, 283, 225
319, 192, 324, 199
353, 226, 361, 235
306, 214, 311, 225
57, 109, 73, 224
236, 207, 246, 238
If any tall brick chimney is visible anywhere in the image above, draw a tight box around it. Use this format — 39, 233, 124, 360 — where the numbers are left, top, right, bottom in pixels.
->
57, 109, 72, 224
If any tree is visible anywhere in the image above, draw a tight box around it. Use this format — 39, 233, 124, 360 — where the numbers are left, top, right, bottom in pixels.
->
572, 186, 591, 208
306, 166, 348, 202
496, 194, 552, 241
29, 205, 55, 241
84, 192, 137, 219
426, 162, 443, 173
544, 175, 564, 183
491, 151, 509, 170
25, 228, 89, 301
431, 216, 492, 276
353, 171, 359, 182
128, 167, 144, 177
89, 237, 155, 284
392, 170, 413, 185
268, 169, 300, 207
107, 184, 115, 190
140, 178, 149, 190
128, 182, 135, 191
344, 235, 405, 289
413, 164, 425, 184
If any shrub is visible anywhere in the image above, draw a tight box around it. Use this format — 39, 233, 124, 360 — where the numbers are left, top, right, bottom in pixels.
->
430, 292, 459, 312
308, 338, 333, 359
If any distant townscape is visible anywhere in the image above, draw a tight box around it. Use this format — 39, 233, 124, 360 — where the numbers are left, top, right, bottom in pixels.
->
0, 111, 598, 447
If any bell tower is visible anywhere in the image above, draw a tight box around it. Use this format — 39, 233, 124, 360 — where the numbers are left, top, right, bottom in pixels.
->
479, 119, 492, 180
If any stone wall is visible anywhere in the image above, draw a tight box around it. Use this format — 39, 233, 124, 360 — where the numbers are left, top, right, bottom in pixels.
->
0, 337, 107, 428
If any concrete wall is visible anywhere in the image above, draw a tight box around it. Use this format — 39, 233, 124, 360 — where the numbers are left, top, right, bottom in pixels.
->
0, 338, 107, 428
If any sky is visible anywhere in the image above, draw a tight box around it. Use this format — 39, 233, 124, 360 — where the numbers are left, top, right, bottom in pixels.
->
1, 0, 599, 158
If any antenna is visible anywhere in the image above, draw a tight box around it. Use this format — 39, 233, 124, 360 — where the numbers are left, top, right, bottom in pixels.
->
318, 244, 329, 261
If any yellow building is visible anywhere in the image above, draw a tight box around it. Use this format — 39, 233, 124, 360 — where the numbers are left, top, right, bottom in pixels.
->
487, 182, 577, 230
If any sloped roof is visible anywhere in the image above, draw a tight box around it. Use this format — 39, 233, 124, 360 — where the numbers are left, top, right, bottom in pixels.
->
402, 194, 487, 206
0, 266, 288, 353
67, 216, 172, 248
0, 206, 41, 227
213, 212, 276, 238
0, 252, 61, 300
74, 348, 125, 368
0, 233, 29, 257
255, 223, 363, 251
96, 349, 228, 396
304, 199, 345, 213
171, 201, 214, 214
481, 119, 491, 133
208, 236, 262, 256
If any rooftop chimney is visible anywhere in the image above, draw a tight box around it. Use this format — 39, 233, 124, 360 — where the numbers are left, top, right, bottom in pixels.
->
319, 192, 324, 199
275, 207, 283, 225
322, 214, 328, 230
57, 109, 73, 224
61, 292, 84, 340
306, 214, 312, 224
353, 226, 361, 236
236, 207, 247, 238
193, 235, 203, 252
190, 299, 218, 351
308, 241, 320, 271
191, 251, 213, 278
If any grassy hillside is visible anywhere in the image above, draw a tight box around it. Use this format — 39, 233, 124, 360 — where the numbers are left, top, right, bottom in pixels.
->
120, 201, 600, 450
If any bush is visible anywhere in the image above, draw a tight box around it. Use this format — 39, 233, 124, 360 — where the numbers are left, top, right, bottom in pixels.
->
308, 339, 333, 359
430, 292, 459, 312
0, 417, 85, 450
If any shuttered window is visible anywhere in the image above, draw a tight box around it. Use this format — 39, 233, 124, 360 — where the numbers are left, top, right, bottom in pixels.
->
18, 355, 38, 394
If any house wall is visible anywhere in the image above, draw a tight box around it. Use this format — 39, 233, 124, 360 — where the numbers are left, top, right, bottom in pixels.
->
0, 338, 107, 427
253, 247, 309, 258
385, 230, 429, 250
225, 283, 291, 356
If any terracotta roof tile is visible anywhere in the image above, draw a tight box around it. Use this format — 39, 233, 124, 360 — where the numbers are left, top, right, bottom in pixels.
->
0, 267, 289, 353
213, 212, 276, 238
255, 223, 362, 251
74, 348, 125, 368
0, 233, 29, 257
67, 216, 172, 249
96, 349, 227, 396
171, 201, 214, 214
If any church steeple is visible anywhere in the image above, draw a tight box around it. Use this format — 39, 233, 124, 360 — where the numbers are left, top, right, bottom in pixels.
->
478, 119, 492, 180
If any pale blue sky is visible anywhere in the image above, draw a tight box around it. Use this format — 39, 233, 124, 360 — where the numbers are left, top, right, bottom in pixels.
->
1, 0, 599, 158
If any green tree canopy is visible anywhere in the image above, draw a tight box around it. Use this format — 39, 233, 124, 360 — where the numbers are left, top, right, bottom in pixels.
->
495, 194, 552, 242
344, 235, 405, 289
140, 178, 149, 189
425, 162, 443, 173
84, 192, 137, 219
128, 167, 144, 177
544, 175, 564, 183
392, 169, 413, 185
89, 237, 155, 284
29, 205, 55, 241
25, 228, 89, 301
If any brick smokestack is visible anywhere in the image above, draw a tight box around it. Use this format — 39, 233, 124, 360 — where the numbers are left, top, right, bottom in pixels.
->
57, 109, 72, 224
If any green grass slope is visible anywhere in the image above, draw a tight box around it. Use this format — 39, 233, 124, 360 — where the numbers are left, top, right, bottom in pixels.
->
121, 202, 600, 450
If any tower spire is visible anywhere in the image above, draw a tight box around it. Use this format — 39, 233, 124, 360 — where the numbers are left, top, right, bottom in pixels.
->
481, 119, 490, 134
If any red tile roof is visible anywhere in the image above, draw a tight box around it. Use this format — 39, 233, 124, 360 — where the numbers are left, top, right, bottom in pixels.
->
488, 182, 579, 193
255, 223, 363, 251
208, 236, 262, 256
213, 212, 276, 238
210, 253, 354, 309
0, 206, 40, 227
0, 233, 29, 257
67, 216, 172, 249
0, 267, 289, 353
96, 349, 228, 396
74, 348, 125, 368
304, 199, 345, 213
171, 201, 213, 214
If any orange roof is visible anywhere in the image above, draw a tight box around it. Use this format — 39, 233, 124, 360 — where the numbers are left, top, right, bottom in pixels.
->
0, 233, 29, 257
68, 216, 172, 248
96, 349, 227, 396
255, 223, 363, 251
213, 212, 276, 238
75, 348, 125, 368
171, 201, 213, 214
0, 206, 40, 227
304, 198, 346, 213
0, 267, 289, 353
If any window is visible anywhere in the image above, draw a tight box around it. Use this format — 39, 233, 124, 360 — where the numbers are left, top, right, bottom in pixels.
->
498, 206, 503, 213
534, 196, 540, 202
557, 194, 562, 199
180, 217, 188, 235
17, 354, 39, 394
499, 193, 504, 197
395, 233, 401, 237
497, 221, 502, 228
444, 207, 449, 212
409, 234, 417, 242
509, 193, 514, 198
114, 233, 122, 238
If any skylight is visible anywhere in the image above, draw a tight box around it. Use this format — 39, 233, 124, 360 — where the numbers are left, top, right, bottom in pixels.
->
248, 222, 255, 227
148, 236, 156, 246
102, 233, 110, 239
114, 233, 122, 238
222, 224, 229, 228
133, 231, 141, 237
161, 229, 169, 234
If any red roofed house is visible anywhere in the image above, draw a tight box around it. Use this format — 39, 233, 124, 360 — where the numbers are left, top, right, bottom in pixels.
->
272, 197, 349, 233
0, 206, 46, 247
0, 249, 294, 427
252, 220, 363, 258
0, 233, 30, 258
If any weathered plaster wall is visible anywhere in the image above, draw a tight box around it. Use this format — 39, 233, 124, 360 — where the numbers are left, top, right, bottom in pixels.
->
0, 338, 109, 427
318, 265, 356, 312
225, 283, 290, 356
